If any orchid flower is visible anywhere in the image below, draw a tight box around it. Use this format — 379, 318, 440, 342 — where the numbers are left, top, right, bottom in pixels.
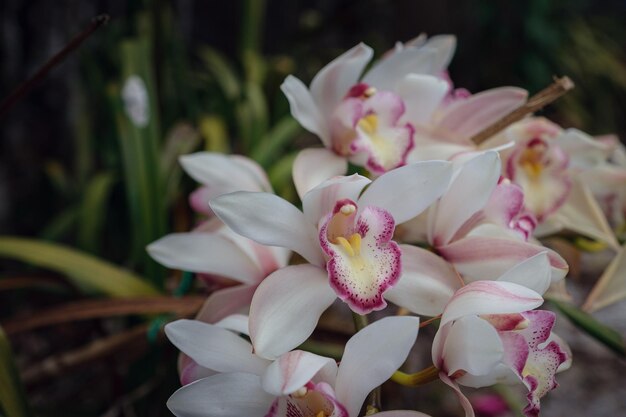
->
432, 254, 571, 417
282, 35, 456, 177
166, 315, 430, 417
486, 117, 619, 249
211, 161, 452, 358
422, 151, 569, 285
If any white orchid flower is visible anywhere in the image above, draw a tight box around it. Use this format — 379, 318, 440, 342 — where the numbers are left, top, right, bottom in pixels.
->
282, 35, 455, 177
432, 254, 571, 417
166, 315, 428, 417
487, 117, 619, 249
211, 161, 452, 358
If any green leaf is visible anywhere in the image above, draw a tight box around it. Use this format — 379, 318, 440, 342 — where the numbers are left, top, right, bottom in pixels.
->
251, 117, 302, 167
0, 326, 32, 417
78, 172, 117, 253
197, 46, 241, 101
0, 237, 160, 298
549, 298, 626, 357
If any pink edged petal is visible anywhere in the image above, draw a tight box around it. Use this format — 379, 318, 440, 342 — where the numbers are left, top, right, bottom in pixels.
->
302, 174, 371, 227
497, 252, 552, 295
440, 281, 543, 327
372, 412, 432, 417
358, 160, 453, 224
435, 87, 528, 142
195, 284, 258, 324
384, 245, 461, 316
397, 74, 449, 124
439, 372, 476, 417
147, 233, 262, 283
178, 354, 216, 386
211, 191, 324, 267
310, 43, 374, 117
440, 315, 503, 377
438, 236, 568, 284
281, 75, 330, 146
189, 185, 217, 215
249, 265, 337, 360
261, 350, 338, 396
430, 151, 501, 246
323, 206, 401, 314
362, 47, 439, 90
351, 121, 415, 174
179, 152, 270, 192
268, 382, 348, 417
547, 179, 620, 250
293, 148, 348, 199
481, 180, 526, 231
556, 128, 612, 170
164, 320, 270, 375
335, 316, 420, 417
167, 372, 274, 417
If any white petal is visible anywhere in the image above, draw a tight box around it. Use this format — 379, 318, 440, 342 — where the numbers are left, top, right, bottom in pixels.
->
363, 47, 439, 91
429, 151, 500, 246
358, 160, 453, 224
310, 43, 374, 116
180, 152, 270, 192
249, 265, 337, 360
215, 314, 250, 335
195, 284, 257, 324
335, 316, 420, 417
293, 148, 348, 199
441, 315, 503, 376
373, 412, 432, 417
164, 320, 270, 375
167, 373, 274, 417
302, 174, 371, 227
422, 34, 457, 73
211, 191, 324, 266
497, 252, 552, 295
281, 76, 330, 146
583, 241, 626, 312
397, 74, 449, 124
439, 372, 476, 417
441, 281, 543, 327
262, 350, 337, 396
384, 245, 461, 316
147, 233, 261, 283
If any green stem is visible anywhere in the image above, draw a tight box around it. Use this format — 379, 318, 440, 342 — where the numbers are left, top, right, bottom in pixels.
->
391, 365, 440, 387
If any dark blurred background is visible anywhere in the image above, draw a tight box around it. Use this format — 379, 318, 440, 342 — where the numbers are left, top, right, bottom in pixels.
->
1, 1, 625, 416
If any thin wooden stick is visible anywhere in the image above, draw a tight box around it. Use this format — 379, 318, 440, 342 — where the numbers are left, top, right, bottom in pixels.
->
470, 76, 575, 145
0, 14, 110, 119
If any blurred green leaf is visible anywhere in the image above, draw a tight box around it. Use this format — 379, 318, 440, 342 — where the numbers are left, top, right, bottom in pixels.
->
199, 115, 230, 153
0, 326, 32, 417
39, 207, 78, 241
243, 82, 269, 148
268, 152, 298, 201
549, 299, 626, 357
251, 117, 302, 167
198, 46, 241, 101
161, 123, 202, 203
78, 172, 117, 253
0, 237, 160, 298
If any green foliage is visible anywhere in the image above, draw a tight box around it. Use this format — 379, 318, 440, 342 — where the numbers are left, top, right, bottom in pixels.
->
0, 327, 32, 417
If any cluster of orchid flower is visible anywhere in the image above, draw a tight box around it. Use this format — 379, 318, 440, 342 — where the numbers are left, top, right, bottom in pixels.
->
148, 35, 626, 417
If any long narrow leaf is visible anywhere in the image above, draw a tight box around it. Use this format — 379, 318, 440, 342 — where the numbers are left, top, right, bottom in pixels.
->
0, 237, 160, 297
251, 117, 302, 167
0, 326, 32, 417
78, 172, 117, 253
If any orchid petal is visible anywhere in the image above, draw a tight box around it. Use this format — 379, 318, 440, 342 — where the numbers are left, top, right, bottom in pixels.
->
384, 245, 461, 316
211, 191, 324, 266
147, 233, 261, 283
438, 236, 568, 284
441, 281, 543, 327
293, 148, 348, 199
358, 160, 452, 224
249, 265, 336, 360
281, 75, 330, 146
373, 412, 432, 417
397, 74, 449, 124
302, 174, 371, 227
310, 43, 374, 117
178, 354, 216, 386
363, 47, 438, 90
430, 152, 501, 246
215, 314, 250, 335
335, 316, 420, 417
195, 284, 257, 324
439, 372, 476, 417
497, 252, 552, 295
167, 373, 274, 417
583, 241, 626, 312
180, 152, 270, 192
440, 315, 503, 376
436, 87, 528, 142
262, 350, 338, 396
422, 34, 457, 73
164, 320, 270, 375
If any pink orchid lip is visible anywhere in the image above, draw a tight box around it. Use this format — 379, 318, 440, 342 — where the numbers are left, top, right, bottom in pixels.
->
266, 381, 348, 417
319, 199, 401, 314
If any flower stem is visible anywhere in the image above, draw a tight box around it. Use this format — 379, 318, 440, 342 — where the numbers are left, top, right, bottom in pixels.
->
391, 365, 440, 387
470, 76, 574, 145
